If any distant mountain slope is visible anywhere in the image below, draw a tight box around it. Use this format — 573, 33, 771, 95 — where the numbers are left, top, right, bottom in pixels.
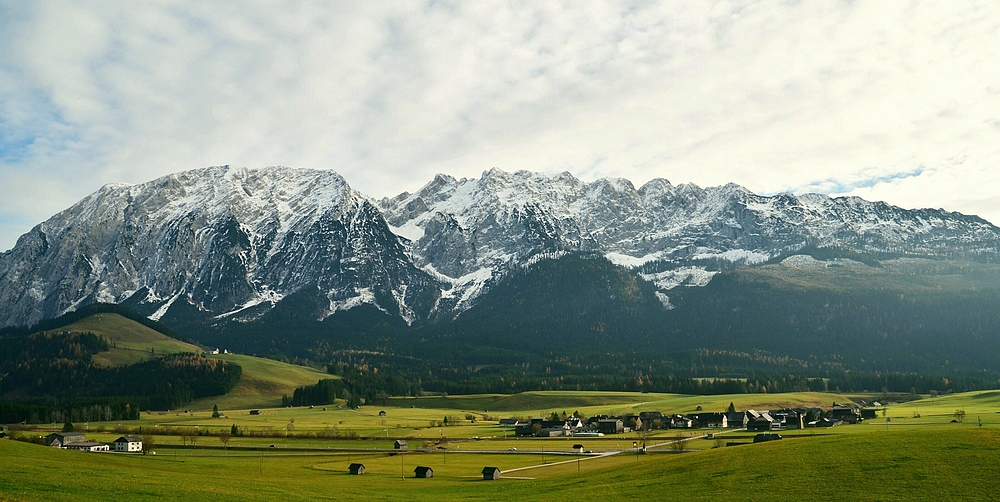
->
380, 169, 1000, 315
2, 166, 1000, 381
0, 166, 440, 328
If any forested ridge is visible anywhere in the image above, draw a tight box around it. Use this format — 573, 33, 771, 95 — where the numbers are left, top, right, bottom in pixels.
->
0, 328, 240, 423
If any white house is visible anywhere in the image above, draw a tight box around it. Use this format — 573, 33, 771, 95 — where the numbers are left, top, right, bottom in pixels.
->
113, 435, 143, 452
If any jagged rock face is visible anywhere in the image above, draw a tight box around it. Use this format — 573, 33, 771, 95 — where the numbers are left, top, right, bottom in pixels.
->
0, 166, 440, 328
2, 165, 999, 328
380, 169, 1000, 307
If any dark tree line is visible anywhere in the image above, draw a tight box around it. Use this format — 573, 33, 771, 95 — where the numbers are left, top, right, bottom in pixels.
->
0, 326, 242, 423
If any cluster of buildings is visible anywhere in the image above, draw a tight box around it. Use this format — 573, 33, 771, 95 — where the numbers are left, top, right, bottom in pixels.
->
502, 403, 873, 436
44, 432, 143, 453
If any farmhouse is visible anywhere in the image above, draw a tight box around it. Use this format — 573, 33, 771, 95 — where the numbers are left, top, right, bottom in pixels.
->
482, 466, 501, 480
498, 418, 519, 427
861, 409, 879, 420
515, 423, 535, 436
726, 411, 748, 428
830, 404, 861, 424
691, 413, 728, 428
669, 415, 693, 428
45, 432, 85, 447
414, 466, 434, 478
348, 463, 366, 475
596, 419, 623, 434
113, 436, 143, 452
770, 409, 803, 429
620, 415, 643, 431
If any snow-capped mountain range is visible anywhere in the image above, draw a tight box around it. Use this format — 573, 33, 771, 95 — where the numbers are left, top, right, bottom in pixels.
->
2, 165, 998, 328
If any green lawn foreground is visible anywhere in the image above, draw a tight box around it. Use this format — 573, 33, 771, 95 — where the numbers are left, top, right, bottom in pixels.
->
3, 427, 1000, 501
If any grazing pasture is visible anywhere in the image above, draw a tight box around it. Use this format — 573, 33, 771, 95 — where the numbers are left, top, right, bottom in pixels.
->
3, 424, 998, 500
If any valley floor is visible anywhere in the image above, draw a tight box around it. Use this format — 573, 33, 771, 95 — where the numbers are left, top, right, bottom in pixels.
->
3, 390, 1000, 500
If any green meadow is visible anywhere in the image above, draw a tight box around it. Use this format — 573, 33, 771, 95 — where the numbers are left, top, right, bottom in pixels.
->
60, 313, 202, 367
3, 421, 999, 500
4, 390, 1000, 500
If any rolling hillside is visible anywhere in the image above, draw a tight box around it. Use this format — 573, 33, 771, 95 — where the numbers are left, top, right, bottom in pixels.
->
66, 313, 333, 410
193, 353, 332, 410
59, 313, 202, 366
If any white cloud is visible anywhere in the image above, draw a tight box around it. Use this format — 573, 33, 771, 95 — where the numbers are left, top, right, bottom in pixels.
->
2, 0, 1000, 251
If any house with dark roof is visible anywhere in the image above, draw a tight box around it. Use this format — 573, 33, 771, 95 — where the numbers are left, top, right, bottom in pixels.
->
482, 466, 501, 480
726, 411, 748, 428
498, 418, 519, 427
515, 423, 537, 436
414, 466, 433, 478
572, 444, 584, 453
830, 404, 861, 424
596, 419, 623, 434
690, 413, 728, 428
45, 432, 85, 448
113, 436, 143, 453
746, 410, 778, 432
669, 415, 693, 428
348, 463, 366, 475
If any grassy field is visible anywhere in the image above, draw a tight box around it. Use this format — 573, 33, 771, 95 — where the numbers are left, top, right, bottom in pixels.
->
59, 313, 202, 366
192, 353, 332, 410
3, 423, 999, 500
44, 313, 332, 410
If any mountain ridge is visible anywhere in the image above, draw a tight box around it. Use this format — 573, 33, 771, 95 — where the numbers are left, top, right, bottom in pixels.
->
2, 165, 999, 329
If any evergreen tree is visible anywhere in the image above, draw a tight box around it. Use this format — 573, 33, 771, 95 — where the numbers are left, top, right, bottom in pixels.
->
727, 402, 736, 413
62, 421, 74, 432
212, 404, 220, 418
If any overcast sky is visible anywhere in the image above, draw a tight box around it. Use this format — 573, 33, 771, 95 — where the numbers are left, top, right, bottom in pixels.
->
2, 1, 999, 251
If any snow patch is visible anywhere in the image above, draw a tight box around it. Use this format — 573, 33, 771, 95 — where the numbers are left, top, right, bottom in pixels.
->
781, 255, 869, 269
640, 267, 718, 289
692, 249, 770, 264
654, 291, 674, 310
149, 292, 183, 321
214, 289, 285, 319
605, 252, 661, 268
325, 288, 382, 318
389, 222, 425, 242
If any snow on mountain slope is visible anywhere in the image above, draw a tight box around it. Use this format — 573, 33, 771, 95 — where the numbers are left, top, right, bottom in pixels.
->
0, 166, 440, 328
3, 165, 999, 329
380, 168, 1000, 313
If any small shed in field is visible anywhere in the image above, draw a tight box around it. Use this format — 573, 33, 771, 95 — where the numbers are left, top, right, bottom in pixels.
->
379, 410, 387, 417
414, 466, 433, 478
482, 466, 501, 480
572, 444, 584, 453
348, 463, 366, 475
394, 439, 408, 450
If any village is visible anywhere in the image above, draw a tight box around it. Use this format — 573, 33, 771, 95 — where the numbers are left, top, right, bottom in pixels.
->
505, 401, 875, 438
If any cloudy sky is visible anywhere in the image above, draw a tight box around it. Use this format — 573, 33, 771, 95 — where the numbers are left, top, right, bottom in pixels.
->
2, 1, 999, 251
